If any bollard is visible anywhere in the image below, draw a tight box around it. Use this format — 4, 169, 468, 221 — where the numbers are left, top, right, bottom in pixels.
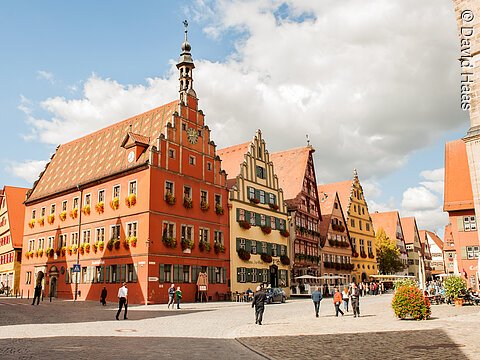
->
27, 289, 29, 299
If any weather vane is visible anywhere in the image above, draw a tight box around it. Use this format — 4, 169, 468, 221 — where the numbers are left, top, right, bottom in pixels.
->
306, 134, 310, 146
183, 20, 189, 40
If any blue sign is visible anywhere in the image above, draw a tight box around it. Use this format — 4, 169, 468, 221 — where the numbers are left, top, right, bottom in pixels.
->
72, 264, 81, 273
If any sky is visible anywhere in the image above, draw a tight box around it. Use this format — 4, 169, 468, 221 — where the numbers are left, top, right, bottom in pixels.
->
0, 0, 470, 236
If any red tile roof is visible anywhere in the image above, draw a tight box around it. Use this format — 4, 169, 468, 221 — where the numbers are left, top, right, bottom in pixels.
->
425, 230, 444, 250
318, 180, 353, 219
444, 139, 473, 211
270, 147, 313, 201
318, 190, 336, 238
400, 217, 417, 245
3, 186, 28, 248
370, 211, 401, 241
27, 100, 179, 202
216, 141, 251, 181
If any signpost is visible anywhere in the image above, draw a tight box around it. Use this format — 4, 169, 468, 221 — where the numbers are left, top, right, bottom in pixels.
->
72, 264, 81, 273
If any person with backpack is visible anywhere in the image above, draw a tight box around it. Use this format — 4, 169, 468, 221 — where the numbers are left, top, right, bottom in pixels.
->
311, 287, 323, 317
350, 282, 360, 318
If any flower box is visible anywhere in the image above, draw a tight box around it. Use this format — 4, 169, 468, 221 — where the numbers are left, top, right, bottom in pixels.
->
260, 253, 273, 263
360, 252, 367, 259
98, 241, 104, 251
47, 214, 55, 225
214, 242, 225, 254
84, 243, 90, 253
181, 238, 195, 251
107, 240, 115, 251
114, 240, 121, 250
59, 211, 67, 221
260, 225, 272, 235
352, 252, 359, 258
368, 253, 375, 259
162, 236, 177, 248
280, 229, 290, 237
28, 219, 35, 228
92, 243, 98, 253
183, 197, 193, 209
61, 246, 66, 256
200, 201, 209, 211
37, 249, 44, 257
82, 205, 91, 215
79, 246, 84, 255
165, 193, 176, 205
37, 217, 45, 226
95, 202, 105, 214
125, 193, 137, 207
269, 203, 279, 211
198, 241, 210, 252
280, 255, 290, 265
215, 204, 224, 215
110, 197, 120, 210
127, 236, 137, 247
238, 220, 251, 230
46, 248, 54, 258
70, 208, 78, 219
237, 248, 251, 261
249, 197, 260, 204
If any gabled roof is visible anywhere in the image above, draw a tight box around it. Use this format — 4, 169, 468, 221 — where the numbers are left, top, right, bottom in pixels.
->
400, 217, 418, 245
270, 147, 312, 201
444, 139, 473, 211
216, 141, 251, 181
318, 190, 336, 239
425, 230, 444, 250
27, 100, 178, 202
318, 180, 353, 219
3, 186, 28, 248
370, 211, 402, 241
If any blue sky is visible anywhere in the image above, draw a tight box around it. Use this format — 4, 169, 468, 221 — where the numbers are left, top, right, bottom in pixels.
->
0, 1, 470, 234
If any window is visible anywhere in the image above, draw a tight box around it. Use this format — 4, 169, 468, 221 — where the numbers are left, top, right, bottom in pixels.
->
271, 216, 276, 230
239, 238, 246, 250
127, 264, 137, 282
467, 246, 479, 259
129, 181, 137, 195
251, 240, 257, 254
207, 162, 212, 171
38, 238, 45, 250
350, 219, 355, 227
239, 267, 246, 283
359, 220, 362, 231
59, 234, 67, 248
181, 224, 193, 241
256, 166, 265, 179
49, 204, 55, 214
26, 271, 32, 285
259, 190, 265, 204
184, 186, 192, 199
28, 239, 35, 251
161, 264, 172, 282
359, 239, 365, 253
127, 222, 138, 237
354, 204, 357, 212
98, 190, 105, 203
163, 222, 175, 239
110, 225, 121, 240
366, 223, 370, 232
189, 155, 196, 165
248, 187, 255, 200
31, 210, 36, 219
214, 230, 224, 245
249, 211, 256, 225
334, 202, 338, 209
165, 181, 174, 195
464, 216, 477, 231
183, 265, 190, 283
168, 149, 175, 159
367, 240, 372, 254
262, 242, 267, 254
260, 214, 266, 226
199, 228, 209, 243
201, 190, 207, 203
362, 208, 365, 215
73, 198, 79, 209
41, 207, 46, 217
61, 201, 67, 212
95, 266, 104, 283
238, 209, 245, 221
82, 230, 91, 244
280, 245, 286, 256
96, 228, 105, 242
113, 185, 120, 199
48, 236, 54, 249
84, 194, 91, 206
268, 193, 275, 205
272, 244, 277, 257
215, 194, 221, 206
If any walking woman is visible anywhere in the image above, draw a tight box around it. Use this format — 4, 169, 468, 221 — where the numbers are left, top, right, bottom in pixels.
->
333, 288, 344, 317
342, 286, 350, 312
176, 286, 182, 309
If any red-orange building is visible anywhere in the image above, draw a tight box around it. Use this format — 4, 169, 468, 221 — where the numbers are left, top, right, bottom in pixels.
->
20, 28, 230, 304
444, 139, 479, 290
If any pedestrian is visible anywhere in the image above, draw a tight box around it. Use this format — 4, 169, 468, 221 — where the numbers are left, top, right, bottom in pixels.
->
342, 286, 350, 312
32, 283, 42, 305
100, 286, 107, 306
333, 288, 344, 317
176, 286, 182, 309
311, 286, 323, 317
350, 282, 360, 318
252, 286, 267, 325
116, 282, 128, 320
167, 284, 175, 309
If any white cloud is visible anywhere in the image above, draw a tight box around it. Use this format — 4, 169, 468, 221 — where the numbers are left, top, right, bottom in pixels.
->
402, 207, 449, 235
401, 186, 439, 211
420, 168, 444, 182
37, 70, 54, 83
6, 160, 48, 184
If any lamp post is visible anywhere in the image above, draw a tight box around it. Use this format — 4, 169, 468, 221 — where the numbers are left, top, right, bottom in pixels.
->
74, 185, 83, 301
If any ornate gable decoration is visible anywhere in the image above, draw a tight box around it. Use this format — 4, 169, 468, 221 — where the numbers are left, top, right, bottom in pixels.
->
121, 131, 150, 163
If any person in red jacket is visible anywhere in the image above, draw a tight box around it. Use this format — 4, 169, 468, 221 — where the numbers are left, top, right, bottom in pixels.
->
333, 288, 344, 317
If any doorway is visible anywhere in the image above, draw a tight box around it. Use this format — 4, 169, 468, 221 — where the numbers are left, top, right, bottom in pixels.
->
269, 265, 278, 288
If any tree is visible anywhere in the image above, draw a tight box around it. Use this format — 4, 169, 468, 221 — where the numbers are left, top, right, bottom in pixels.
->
375, 228, 405, 275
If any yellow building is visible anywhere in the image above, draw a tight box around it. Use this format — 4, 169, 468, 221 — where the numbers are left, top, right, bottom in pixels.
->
319, 170, 377, 283
0, 186, 28, 296
217, 130, 290, 296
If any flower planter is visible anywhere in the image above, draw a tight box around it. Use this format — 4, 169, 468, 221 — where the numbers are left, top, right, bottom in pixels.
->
110, 198, 120, 210
280, 255, 290, 265
238, 220, 251, 230
200, 201, 209, 211
214, 242, 225, 254
454, 298, 464, 307
237, 248, 251, 261
95, 202, 105, 214
280, 229, 290, 237
125, 194, 137, 207
37, 218, 45, 226
260, 226, 272, 235
183, 197, 193, 209
28, 219, 35, 228
165, 193, 176, 205
82, 205, 91, 215
70, 208, 78, 219
260, 253, 273, 263
249, 197, 260, 204
59, 211, 67, 221
269, 203, 279, 211
183, 248, 191, 254
215, 204, 224, 215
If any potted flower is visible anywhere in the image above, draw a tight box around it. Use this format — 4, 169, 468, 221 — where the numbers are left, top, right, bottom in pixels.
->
79, 246, 84, 255
214, 242, 225, 254
82, 205, 91, 215
260, 253, 273, 263
181, 238, 195, 252
162, 236, 177, 248
84, 243, 90, 253
61, 246, 66, 256
98, 241, 105, 251
95, 201, 105, 214
199, 240, 210, 252
269, 203, 279, 211
352, 251, 359, 258
70, 208, 78, 219
37, 217, 45, 226
107, 239, 115, 251
47, 214, 55, 225
215, 204, 224, 215
280, 255, 290, 266
46, 248, 54, 258
328, 239, 335, 246
114, 239, 121, 250
59, 211, 67, 221
92, 242, 98, 253
238, 220, 251, 230
237, 248, 251, 261
280, 229, 290, 237
249, 197, 260, 204
165, 193, 176, 205
125, 193, 137, 207
360, 251, 367, 258
123, 239, 130, 250
110, 197, 120, 210
392, 285, 431, 320
444, 275, 467, 306
200, 201, 209, 211
128, 236, 137, 247
368, 253, 375, 259
28, 219, 35, 228
37, 249, 44, 257
260, 225, 272, 235
183, 197, 193, 209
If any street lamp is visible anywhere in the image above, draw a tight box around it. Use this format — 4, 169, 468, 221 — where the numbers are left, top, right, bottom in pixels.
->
74, 185, 83, 301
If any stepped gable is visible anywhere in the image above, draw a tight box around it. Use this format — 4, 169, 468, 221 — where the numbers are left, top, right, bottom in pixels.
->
27, 100, 178, 203
269, 147, 311, 202
370, 211, 399, 240
216, 141, 251, 181
317, 180, 353, 219
3, 186, 28, 247
400, 217, 417, 245
425, 230, 443, 250
444, 139, 474, 211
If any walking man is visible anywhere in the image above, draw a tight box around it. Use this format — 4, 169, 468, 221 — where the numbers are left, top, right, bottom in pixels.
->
116, 282, 128, 320
252, 286, 267, 325
333, 288, 344, 317
32, 283, 42, 305
100, 286, 107, 306
167, 283, 175, 309
176, 286, 182, 309
350, 282, 360, 318
311, 286, 323, 317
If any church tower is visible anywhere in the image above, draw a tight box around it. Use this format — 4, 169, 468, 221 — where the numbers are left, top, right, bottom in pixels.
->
177, 20, 196, 105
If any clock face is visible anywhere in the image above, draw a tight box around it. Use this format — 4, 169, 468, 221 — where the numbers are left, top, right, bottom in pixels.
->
127, 150, 135, 163
186, 128, 198, 144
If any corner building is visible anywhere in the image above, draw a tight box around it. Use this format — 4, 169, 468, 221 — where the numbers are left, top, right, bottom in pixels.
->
217, 130, 290, 295
20, 29, 230, 304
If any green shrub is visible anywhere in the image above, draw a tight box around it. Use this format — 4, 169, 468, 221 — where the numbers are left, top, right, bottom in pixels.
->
394, 278, 417, 290
444, 275, 467, 300
392, 285, 431, 320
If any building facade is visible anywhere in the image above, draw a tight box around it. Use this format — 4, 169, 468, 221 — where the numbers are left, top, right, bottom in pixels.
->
419, 231, 433, 281
423, 230, 445, 277
400, 217, 423, 283
270, 147, 322, 288
217, 130, 290, 295
0, 186, 28, 296
318, 190, 353, 287
20, 28, 230, 304
370, 211, 408, 276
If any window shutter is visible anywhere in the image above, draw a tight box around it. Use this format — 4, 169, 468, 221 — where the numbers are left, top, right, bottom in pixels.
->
65, 269, 70, 284
275, 218, 280, 229
237, 208, 241, 221
87, 267, 91, 283
133, 264, 138, 282
282, 245, 287, 256
267, 243, 272, 255
266, 216, 271, 227
106, 266, 110, 283
159, 264, 164, 282
208, 267, 216, 284
236, 238, 241, 251
222, 268, 227, 284
245, 210, 250, 222
246, 268, 253, 282
457, 217, 464, 231
255, 213, 261, 226
245, 239, 252, 252
100, 266, 104, 282
237, 267, 242, 283
272, 194, 276, 205
461, 247, 468, 260
120, 264, 126, 282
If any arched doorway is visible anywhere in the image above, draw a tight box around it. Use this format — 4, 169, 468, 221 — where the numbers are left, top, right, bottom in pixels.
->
269, 265, 278, 288
361, 272, 367, 282
48, 266, 59, 298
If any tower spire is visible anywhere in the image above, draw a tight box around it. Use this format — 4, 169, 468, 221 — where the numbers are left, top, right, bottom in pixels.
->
177, 19, 196, 102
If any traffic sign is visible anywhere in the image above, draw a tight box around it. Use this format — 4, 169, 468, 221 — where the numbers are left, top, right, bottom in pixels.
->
72, 264, 81, 273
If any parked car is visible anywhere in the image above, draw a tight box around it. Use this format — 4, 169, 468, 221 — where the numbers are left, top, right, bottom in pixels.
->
265, 287, 286, 304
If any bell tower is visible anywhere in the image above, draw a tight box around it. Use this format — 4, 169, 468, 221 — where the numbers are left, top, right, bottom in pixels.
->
177, 20, 196, 104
